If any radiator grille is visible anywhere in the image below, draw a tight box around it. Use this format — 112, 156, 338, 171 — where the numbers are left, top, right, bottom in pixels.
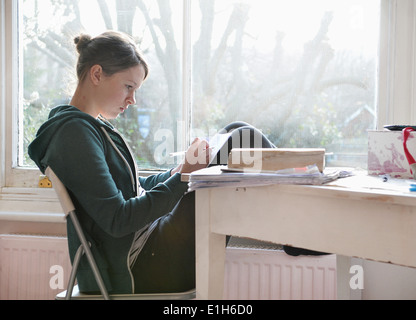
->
0, 234, 71, 300
224, 247, 337, 300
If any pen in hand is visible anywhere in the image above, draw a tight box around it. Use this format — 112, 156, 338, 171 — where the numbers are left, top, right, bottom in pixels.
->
170, 147, 213, 158
170, 151, 187, 157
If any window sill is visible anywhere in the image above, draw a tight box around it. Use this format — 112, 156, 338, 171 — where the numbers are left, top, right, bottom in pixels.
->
0, 186, 58, 201
0, 211, 65, 223
0, 186, 64, 223
0, 168, 171, 223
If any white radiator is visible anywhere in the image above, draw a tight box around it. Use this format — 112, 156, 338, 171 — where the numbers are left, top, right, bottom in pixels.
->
0, 235, 337, 300
0, 234, 71, 300
224, 247, 337, 300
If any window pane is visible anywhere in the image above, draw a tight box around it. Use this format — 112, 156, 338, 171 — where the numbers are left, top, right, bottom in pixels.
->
20, 0, 183, 169
191, 0, 380, 168
21, 0, 380, 170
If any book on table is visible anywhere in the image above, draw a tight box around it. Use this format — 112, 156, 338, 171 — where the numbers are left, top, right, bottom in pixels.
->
226, 148, 326, 173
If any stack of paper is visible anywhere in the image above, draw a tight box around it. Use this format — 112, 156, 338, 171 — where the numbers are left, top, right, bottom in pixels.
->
187, 165, 352, 191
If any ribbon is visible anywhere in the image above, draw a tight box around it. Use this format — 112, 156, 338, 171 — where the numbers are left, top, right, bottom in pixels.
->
403, 127, 416, 176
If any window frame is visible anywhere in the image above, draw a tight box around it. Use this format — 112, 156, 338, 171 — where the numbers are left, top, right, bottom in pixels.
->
0, 0, 61, 219
378, 0, 416, 127
2, 0, 41, 187
1, 0, 415, 220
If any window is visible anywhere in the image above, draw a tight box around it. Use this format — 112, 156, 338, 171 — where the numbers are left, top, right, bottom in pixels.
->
14, 0, 416, 192
191, 0, 380, 168
19, 0, 380, 173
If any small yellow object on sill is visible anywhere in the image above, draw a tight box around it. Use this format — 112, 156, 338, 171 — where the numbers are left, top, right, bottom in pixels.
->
38, 175, 52, 188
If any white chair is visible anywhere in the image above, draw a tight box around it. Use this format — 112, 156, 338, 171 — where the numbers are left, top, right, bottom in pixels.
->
46, 167, 195, 300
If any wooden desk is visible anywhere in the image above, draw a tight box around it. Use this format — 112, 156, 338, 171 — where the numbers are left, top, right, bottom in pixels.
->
194, 172, 416, 299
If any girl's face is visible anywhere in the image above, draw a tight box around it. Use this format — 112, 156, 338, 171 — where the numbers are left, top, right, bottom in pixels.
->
96, 64, 146, 119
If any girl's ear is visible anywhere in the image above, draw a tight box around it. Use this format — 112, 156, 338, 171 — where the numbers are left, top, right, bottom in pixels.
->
90, 65, 103, 85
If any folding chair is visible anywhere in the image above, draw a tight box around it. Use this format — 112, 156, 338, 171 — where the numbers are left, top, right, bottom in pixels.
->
46, 167, 195, 300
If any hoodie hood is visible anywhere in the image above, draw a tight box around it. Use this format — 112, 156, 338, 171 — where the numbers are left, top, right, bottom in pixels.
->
28, 105, 110, 173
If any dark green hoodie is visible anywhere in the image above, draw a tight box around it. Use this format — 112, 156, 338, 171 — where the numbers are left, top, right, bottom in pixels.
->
28, 105, 188, 293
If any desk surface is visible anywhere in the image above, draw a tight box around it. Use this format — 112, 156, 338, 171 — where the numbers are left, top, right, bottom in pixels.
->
283, 171, 416, 205
190, 167, 416, 204
193, 170, 416, 299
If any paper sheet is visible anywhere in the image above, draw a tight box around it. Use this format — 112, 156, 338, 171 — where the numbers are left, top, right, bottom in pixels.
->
188, 165, 353, 191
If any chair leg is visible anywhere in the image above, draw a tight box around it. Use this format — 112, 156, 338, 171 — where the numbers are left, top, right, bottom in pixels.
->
65, 245, 84, 300
69, 211, 110, 300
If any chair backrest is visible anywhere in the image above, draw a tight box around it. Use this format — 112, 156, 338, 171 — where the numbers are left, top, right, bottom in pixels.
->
45, 167, 75, 217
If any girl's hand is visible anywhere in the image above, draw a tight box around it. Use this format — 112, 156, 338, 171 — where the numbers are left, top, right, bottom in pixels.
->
173, 138, 210, 175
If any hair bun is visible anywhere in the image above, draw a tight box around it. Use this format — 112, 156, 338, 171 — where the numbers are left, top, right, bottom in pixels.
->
74, 34, 92, 54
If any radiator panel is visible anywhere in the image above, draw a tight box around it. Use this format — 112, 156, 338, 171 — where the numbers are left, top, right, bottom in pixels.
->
0, 235, 71, 300
0, 235, 336, 300
224, 248, 337, 300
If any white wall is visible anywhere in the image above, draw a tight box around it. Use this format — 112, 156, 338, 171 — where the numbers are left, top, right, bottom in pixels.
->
363, 260, 416, 300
